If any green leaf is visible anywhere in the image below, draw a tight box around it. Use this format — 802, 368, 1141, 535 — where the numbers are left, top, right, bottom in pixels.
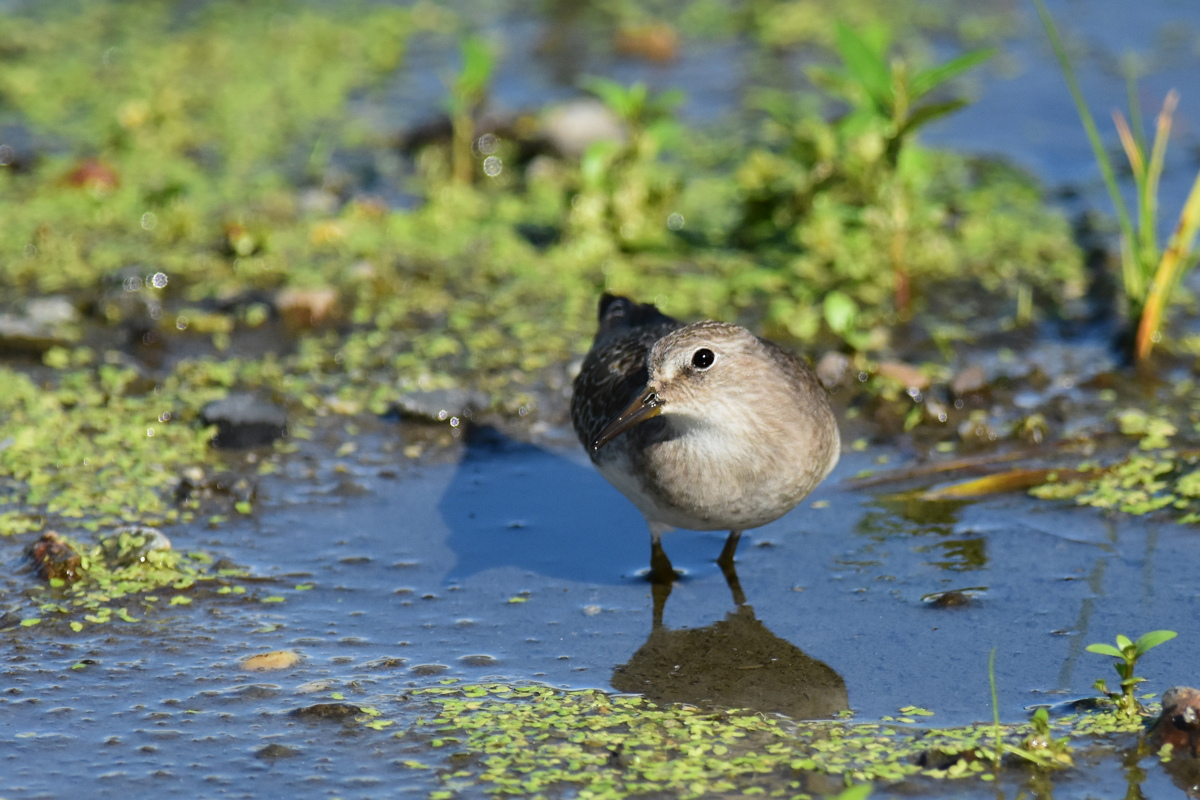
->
1085, 643, 1124, 658
832, 784, 873, 800
1115, 634, 1133, 651
833, 21, 892, 114
823, 291, 859, 335
909, 48, 995, 101
1134, 629, 1177, 655
582, 76, 636, 118
457, 36, 494, 99
897, 99, 968, 138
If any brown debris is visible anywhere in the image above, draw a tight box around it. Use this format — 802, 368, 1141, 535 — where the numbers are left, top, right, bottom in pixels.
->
63, 158, 119, 192
25, 531, 83, 583
614, 23, 679, 63
951, 365, 988, 397
1151, 686, 1200, 757
876, 360, 930, 390
276, 287, 340, 328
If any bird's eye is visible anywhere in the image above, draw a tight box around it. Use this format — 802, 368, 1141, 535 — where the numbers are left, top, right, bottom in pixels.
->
691, 348, 715, 369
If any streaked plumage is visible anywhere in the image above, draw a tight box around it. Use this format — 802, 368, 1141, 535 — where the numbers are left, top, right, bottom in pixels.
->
570, 294, 840, 588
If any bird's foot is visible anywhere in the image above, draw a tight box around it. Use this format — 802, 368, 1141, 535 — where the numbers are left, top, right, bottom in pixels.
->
649, 540, 681, 585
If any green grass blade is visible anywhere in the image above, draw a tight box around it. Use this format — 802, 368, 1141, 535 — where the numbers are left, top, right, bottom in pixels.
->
1111, 110, 1154, 276
1124, 60, 1147, 152
1142, 92, 1178, 266
909, 48, 996, 101
988, 647, 1002, 769
898, 99, 968, 138
1033, 0, 1141, 300
1160, 169, 1200, 302
457, 36, 493, 102
1136, 167, 1200, 358
834, 21, 893, 115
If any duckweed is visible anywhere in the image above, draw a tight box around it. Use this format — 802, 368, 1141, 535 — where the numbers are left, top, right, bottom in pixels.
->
390, 684, 1154, 796
19, 529, 245, 630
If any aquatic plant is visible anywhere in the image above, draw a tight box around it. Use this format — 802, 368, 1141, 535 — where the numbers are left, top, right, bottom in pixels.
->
571, 77, 684, 249
1035, 0, 1200, 361
810, 21, 994, 170
447, 36, 495, 185
729, 24, 1078, 345
805, 21, 992, 314
988, 649, 1074, 769
391, 681, 1137, 795
1087, 630, 1177, 716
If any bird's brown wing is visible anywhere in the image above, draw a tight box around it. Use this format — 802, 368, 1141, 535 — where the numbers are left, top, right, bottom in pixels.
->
570, 296, 680, 453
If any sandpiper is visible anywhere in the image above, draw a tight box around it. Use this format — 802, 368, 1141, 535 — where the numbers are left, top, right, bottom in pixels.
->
571, 294, 840, 594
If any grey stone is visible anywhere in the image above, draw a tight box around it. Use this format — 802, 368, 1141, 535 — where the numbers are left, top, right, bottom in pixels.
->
393, 388, 488, 423
201, 393, 287, 448
539, 99, 625, 159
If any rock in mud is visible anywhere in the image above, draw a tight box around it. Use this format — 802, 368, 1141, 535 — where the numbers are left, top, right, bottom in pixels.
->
25, 531, 83, 582
290, 702, 363, 721
275, 286, 340, 328
0, 297, 80, 356
392, 388, 488, 423
175, 469, 257, 506
99, 526, 171, 568
876, 361, 930, 391
256, 743, 300, 759
815, 351, 852, 389
951, 365, 988, 397
242, 651, 303, 672
1150, 686, 1200, 756
921, 589, 979, 609
201, 393, 287, 448
0, 123, 38, 172
539, 99, 625, 159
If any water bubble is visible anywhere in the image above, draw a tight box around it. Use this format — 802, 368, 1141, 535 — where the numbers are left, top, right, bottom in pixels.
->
146, 427, 155, 437
0, 145, 13, 166
150, 271, 168, 288
666, 212, 684, 230
24, 243, 37, 258
158, 411, 172, 423
482, 156, 502, 177
476, 133, 499, 155
141, 212, 158, 231
123, 276, 143, 292
175, 316, 189, 331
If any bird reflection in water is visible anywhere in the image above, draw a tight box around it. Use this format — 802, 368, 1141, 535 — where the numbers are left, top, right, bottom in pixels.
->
612, 586, 848, 721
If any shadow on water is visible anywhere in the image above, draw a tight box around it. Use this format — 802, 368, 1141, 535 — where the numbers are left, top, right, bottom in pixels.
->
438, 425, 717, 585
612, 596, 848, 720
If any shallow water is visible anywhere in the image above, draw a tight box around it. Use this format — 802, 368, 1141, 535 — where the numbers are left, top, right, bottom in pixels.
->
5, 410, 1200, 797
